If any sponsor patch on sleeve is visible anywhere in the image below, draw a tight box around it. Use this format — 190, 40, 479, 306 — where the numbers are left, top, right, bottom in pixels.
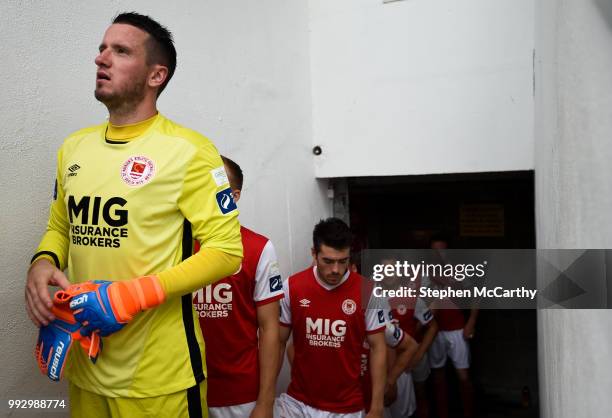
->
423, 309, 433, 322
377, 310, 385, 324
215, 188, 237, 215
393, 325, 402, 341
269, 261, 280, 277
210, 166, 229, 187
269, 275, 283, 292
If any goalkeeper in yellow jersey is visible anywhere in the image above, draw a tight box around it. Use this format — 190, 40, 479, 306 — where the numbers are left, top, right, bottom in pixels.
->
25, 12, 242, 418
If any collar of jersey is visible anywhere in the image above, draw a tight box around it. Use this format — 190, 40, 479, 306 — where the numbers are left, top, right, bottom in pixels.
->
105, 113, 159, 142
312, 266, 350, 291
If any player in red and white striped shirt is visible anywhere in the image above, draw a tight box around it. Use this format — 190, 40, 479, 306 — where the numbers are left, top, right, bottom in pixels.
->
193, 156, 284, 418
277, 218, 387, 418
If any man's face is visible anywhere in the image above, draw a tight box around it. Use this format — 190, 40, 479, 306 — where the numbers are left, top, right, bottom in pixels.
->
431, 240, 448, 250
94, 24, 150, 109
431, 239, 448, 263
313, 244, 350, 286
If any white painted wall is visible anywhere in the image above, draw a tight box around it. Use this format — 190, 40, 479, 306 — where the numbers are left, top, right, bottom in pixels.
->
310, 0, 535, 177
535, 0, 612, 416
1, 0, 327, 411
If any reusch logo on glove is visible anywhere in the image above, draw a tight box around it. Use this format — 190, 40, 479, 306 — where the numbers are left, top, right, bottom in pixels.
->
49, 341, 65, 381
70, 294, 89, 308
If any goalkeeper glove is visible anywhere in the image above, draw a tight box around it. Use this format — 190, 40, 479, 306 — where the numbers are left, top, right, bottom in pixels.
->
35, 302, 102, 381
56, 276, 166, 337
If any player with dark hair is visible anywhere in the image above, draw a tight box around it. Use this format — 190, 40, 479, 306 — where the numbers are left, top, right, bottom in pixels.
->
194, 156, 283, 418
110, 12, 177, 96
428, 235, 477, 418
277, 218, 387, 418
26, 12, 242, 417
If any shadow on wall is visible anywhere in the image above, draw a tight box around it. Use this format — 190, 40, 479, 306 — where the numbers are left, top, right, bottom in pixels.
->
595, 0, 612, 32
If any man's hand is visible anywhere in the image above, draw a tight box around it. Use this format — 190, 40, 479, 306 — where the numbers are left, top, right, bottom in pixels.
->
463, 321, 476, 340
58, 276, 165, 337
463, 308, 479, 340
26, 259, 71, 327
384, 380, 398, 406
249, 401, 273, 418
408, 349, 424, 370
35, 319, 76, 381
365, 407, 384, 418
35, 315, 102, 381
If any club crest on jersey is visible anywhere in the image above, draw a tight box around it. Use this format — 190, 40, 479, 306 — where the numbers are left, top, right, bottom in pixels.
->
121, 156, 155, 186
397, 304, 407, 316
216, 188, 237, 215
342, 299, 357, 315
269, 275, 283, 292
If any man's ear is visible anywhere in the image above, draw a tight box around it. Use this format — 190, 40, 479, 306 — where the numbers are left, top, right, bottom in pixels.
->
148, 65, 169, 90
232, 189, 241, 203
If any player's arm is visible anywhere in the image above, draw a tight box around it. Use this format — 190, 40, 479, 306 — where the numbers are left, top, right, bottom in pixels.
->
253, 301, 280, 418
285, 341, 294, 366
278, 325, 292, 377
157, 142, 242, 297
278, 283, 292, 377
463, 308, 479, 340
26, 149, 71, 327
366, 331, 387, 418
411, 318, 438, 369
252, 241, 284, 418
385, 332, 418, 405
65, 142, 242, 335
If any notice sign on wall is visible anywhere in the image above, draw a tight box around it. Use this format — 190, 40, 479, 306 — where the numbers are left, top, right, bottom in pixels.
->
460, 204, 505, 237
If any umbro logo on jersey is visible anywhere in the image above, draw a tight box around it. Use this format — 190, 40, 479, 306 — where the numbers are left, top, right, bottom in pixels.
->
299, 299, 311, 307
67, 164, 81, 177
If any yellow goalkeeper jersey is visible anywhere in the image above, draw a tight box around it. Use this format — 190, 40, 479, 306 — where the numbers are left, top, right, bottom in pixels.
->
34, 114, 242, 397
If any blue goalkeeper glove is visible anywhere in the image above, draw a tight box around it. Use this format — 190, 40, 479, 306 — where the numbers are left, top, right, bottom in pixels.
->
56, 276, 166, 337
35, 300, 102, 381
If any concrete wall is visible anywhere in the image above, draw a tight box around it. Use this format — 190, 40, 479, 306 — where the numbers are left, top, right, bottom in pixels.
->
310, 0, 534, 177
0, 1, 327, 413
535, 0, 612, 416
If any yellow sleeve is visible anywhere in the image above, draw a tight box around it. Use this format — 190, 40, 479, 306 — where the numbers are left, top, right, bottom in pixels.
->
31, 148, 70, 270
158, 249, 241, 298
158, 140, 242, 298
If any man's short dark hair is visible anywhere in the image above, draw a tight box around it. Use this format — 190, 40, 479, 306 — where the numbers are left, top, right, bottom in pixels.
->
113, 12, 176, 96
430, 231, 452, 247
221, 156, 244, 190
313, 218, 352, 253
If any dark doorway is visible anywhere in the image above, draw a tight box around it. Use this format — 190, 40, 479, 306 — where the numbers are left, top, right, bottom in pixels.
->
341, 170, 538, 418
